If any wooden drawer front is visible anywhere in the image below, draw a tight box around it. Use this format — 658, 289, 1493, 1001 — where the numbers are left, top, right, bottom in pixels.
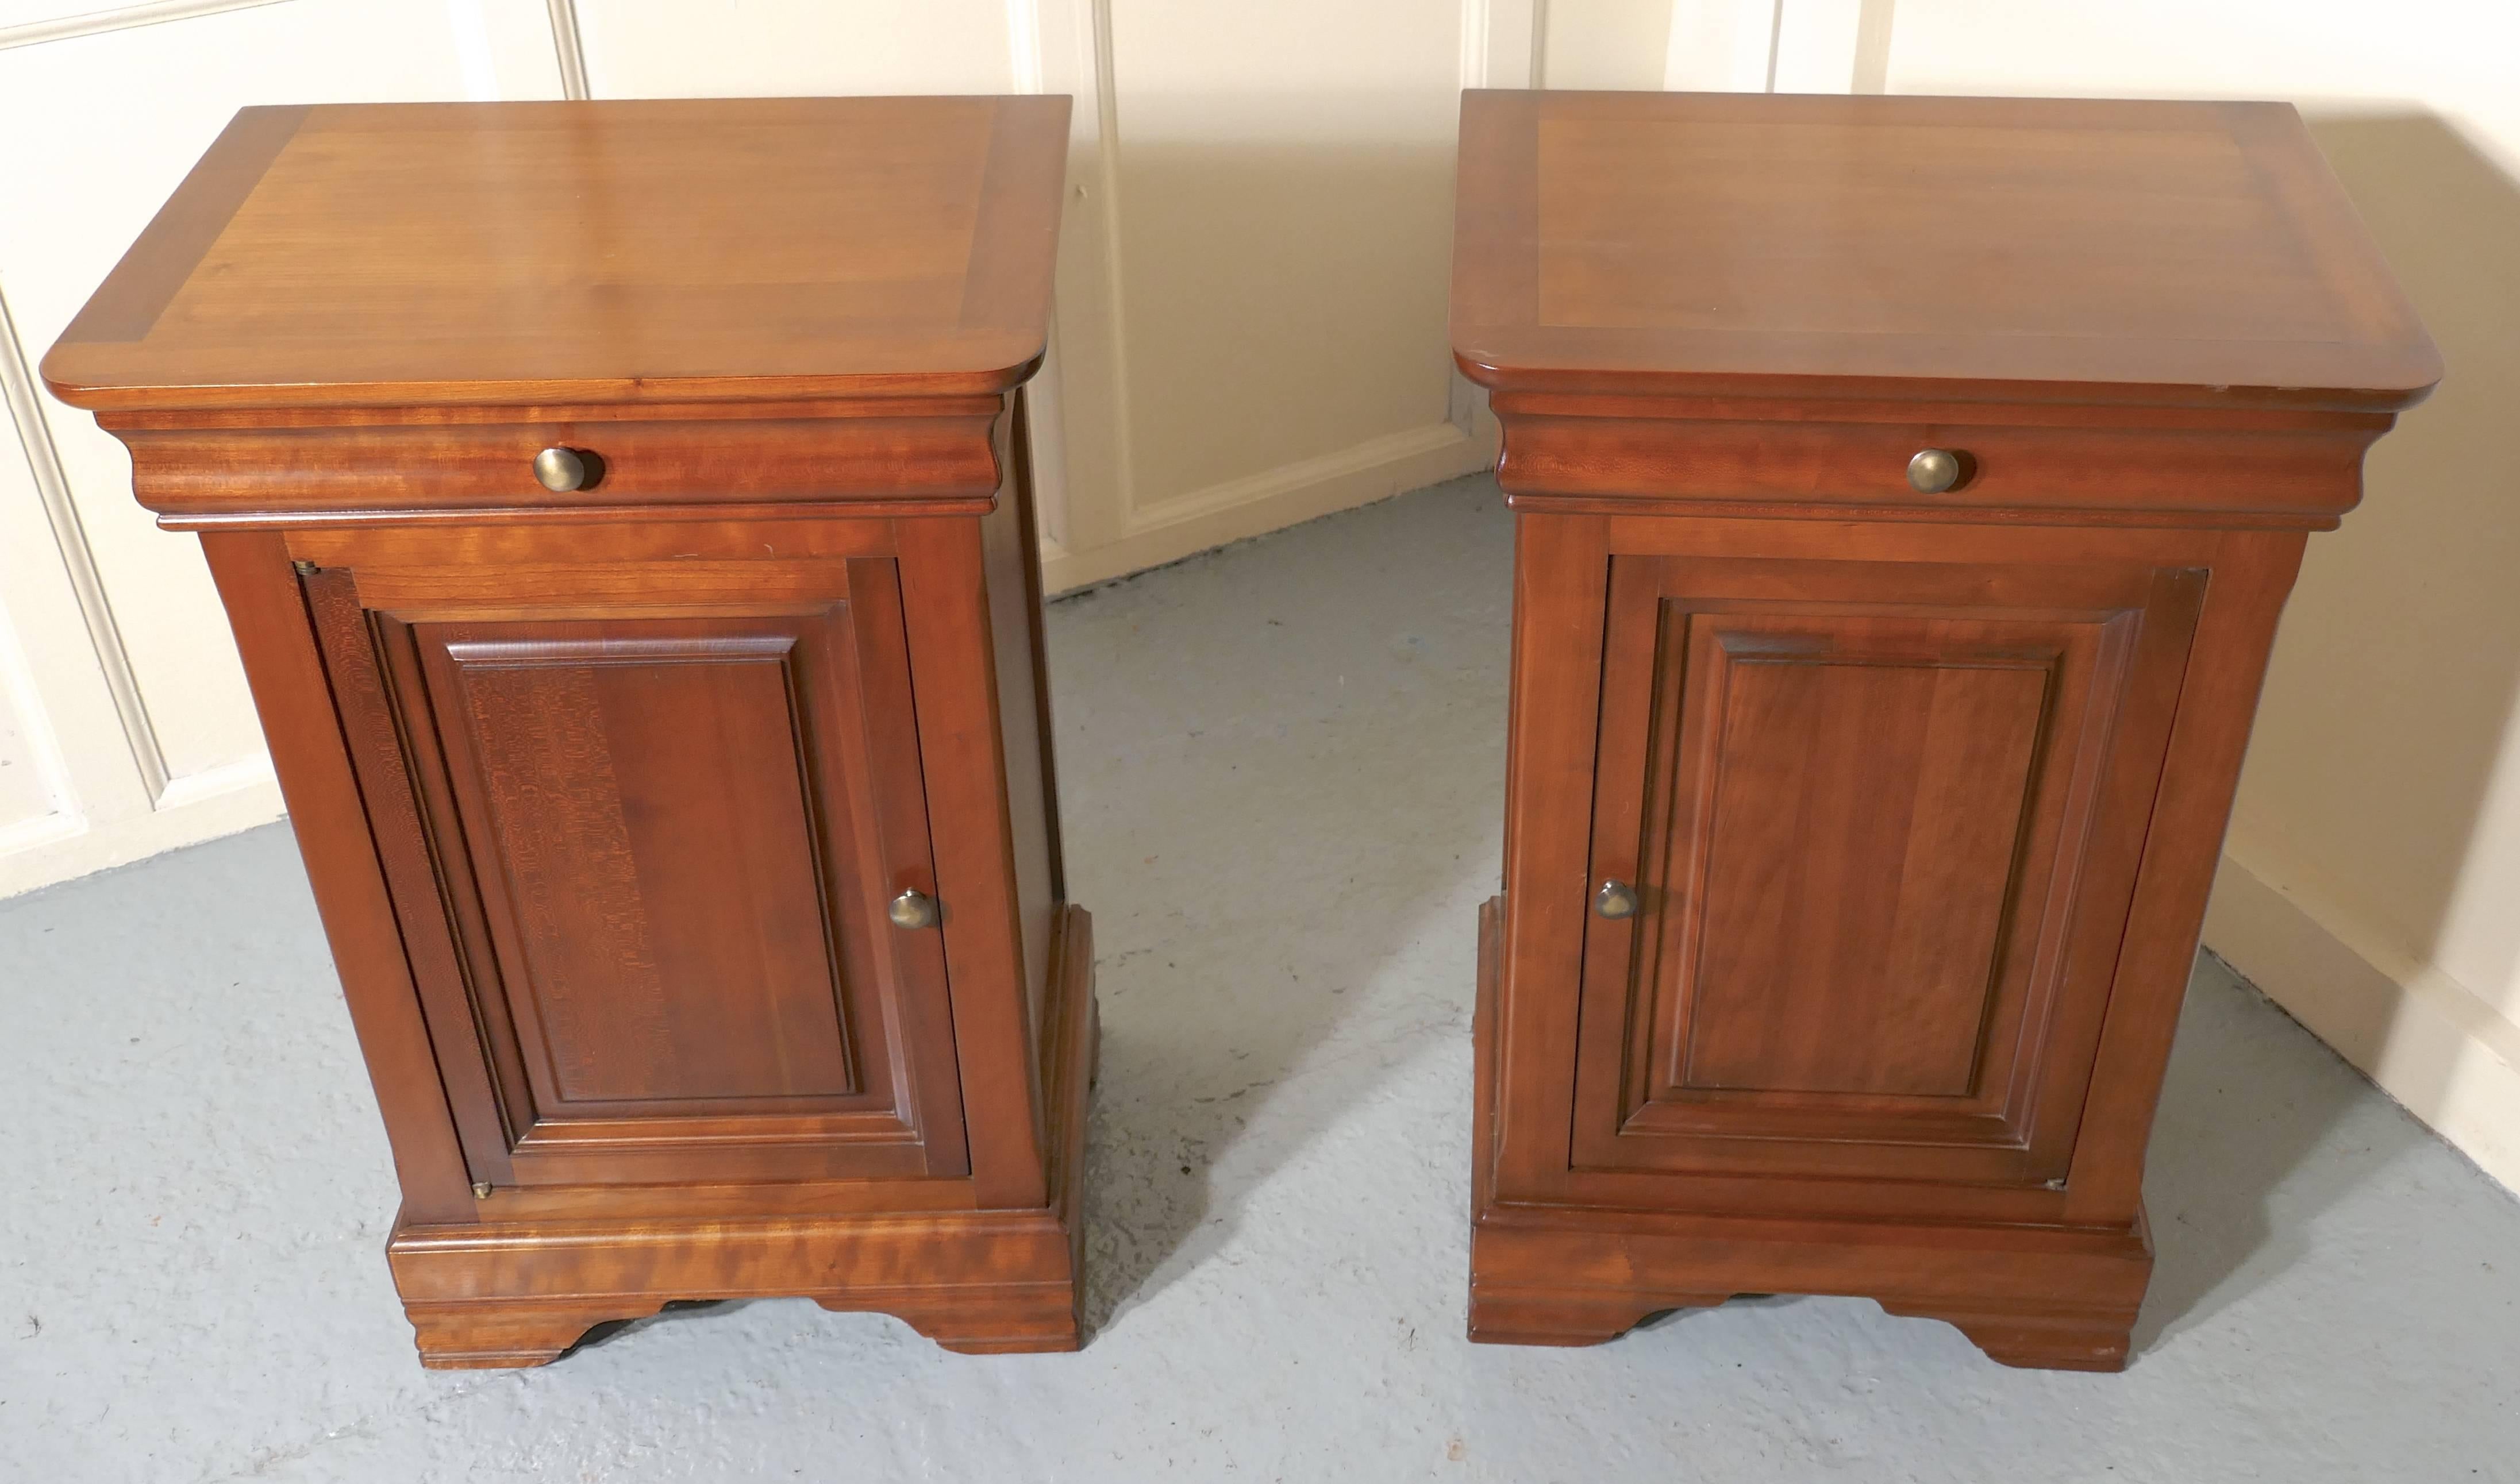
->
298, 537, 968, 1188
1496, 410, 2377, 522
1570, 552, 2204, 1188
118, 405, 1003, 523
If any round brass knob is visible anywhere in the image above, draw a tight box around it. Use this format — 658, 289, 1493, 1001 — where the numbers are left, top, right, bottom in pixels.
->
888, 889, 941, 930
533, 446, 589, 493
1907, 448, 1963, 494
1594, 880, 1641, 920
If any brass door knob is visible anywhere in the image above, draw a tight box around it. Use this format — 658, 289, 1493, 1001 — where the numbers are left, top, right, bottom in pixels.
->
888, 889, 941, 930
1594, 880, 1641, 919
533, 446, 589, 492
1907, 448, 1963, 494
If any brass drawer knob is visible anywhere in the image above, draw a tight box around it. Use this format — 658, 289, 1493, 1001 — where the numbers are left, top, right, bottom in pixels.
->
1594, 880, 1641, 919
533, 446, 590, 492
888, 889, 941, 930
1907, 448, 1964, 494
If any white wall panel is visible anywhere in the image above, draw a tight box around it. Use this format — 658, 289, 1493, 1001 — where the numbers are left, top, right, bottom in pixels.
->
0, 0, 287, 44
0, 607, 67, 840
1542, 0, 1669, 90
0, 0, 564, 783
576, 0, 1014, 98
1661, 0, 1776, 90
0, 282, 142, 835
1769, 0, 1890, 94
995, 0, 1506, 598
0, 0, 562, 894
0, 334, 106, 858
1106, 0, 1465, 505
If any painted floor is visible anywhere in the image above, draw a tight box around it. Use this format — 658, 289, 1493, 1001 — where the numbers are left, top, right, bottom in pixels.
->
5, 473, 2516, 1483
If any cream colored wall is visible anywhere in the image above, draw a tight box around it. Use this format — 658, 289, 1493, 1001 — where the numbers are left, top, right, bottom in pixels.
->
1027, 0, 1525, 589
1600, 0, 2520, 1189
1, 0, 1545, 895
575, 0, 1013, 97
1542, 0, 1669, 88
0, 0, 565, 896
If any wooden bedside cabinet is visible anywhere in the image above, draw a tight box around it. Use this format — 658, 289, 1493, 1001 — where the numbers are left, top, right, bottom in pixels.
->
44, 97, 1095, 1367
1451, 91, 2437, 1370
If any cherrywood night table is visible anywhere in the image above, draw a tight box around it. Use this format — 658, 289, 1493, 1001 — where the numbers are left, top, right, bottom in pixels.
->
1452, 90, 2437, 1370
46, 96, 1094, 1367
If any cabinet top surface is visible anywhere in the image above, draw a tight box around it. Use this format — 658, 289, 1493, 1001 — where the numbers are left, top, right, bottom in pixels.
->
1451, 91, 2439, 410
43, 96, 1072, 413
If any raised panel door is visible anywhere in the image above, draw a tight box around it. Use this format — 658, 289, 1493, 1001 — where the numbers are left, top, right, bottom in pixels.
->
298, 538, 967, 1189
1571, 553, 2206, 1187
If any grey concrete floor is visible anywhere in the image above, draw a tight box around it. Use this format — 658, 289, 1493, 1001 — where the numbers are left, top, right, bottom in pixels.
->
5, 473, 2517, 1483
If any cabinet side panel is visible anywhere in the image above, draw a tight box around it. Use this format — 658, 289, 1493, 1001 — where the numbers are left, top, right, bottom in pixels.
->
983, 394, 1061, 1038
897, 515, 1051, 1209
2064, 530, 2309, 1224
1493, 511, 1615, 1196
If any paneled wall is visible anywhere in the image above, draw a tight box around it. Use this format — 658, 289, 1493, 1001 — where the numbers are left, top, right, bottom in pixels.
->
0, 0, 566, 897
0, 0, 1541, 896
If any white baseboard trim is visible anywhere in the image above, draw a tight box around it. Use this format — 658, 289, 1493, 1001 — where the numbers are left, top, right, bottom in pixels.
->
2205, 845, 2520, 1196
1041, 422, 1494, 595
0, 810, 88, 859
155, 754, 277, 811
0, 773, 282, 899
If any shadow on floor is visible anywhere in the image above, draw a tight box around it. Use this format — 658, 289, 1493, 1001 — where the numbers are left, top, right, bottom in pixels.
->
2129, 955, 2427, 1356
1052, 476, 1512, 1336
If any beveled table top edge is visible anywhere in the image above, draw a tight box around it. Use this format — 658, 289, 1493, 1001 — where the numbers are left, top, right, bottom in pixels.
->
43, 95, 1069, 416
1449, 89, 2443, 418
